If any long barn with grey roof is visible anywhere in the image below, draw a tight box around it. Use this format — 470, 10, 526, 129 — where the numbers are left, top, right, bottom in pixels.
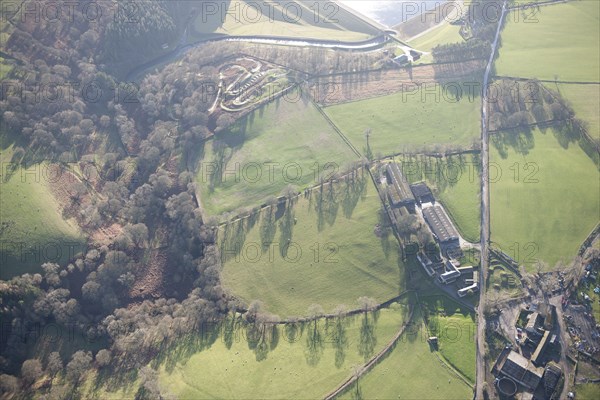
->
422, 205, 459, 245
386, 163, 415, 209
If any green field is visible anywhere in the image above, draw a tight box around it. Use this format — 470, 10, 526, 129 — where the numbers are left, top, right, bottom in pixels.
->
408, 21, 464, 63
435, 313, 476, 383
160, 307, 408, 399
191, 0, 378, 41
81, 305, 410, 399
575, 383, 600, 400
397, 154, 481, 243
325, 84, 481, 156
340, 310, 473, 400
496, 1, 600, 82
557, 83, 600, 140
219, 174, 405, 317
196, 92, 358, 216
490, 127, 600, 269
0, 146, 85, 279
431, 156, 481, 243
422, 295, 476, 383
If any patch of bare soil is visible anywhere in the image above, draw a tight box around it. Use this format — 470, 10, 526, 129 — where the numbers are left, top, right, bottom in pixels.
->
90, 223, 123, 247
308, 60, 486, 105
129, 248, 168, 301
128, 224, 171, 300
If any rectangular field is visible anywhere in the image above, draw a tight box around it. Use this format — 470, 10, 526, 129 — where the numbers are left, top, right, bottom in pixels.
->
490, 127, 600, 269
496, 1, 600, 82
219, 173, 405, 317
195, 91, 358, 216
324, 83, 481, 155
422, 295, 477, 383
309, 61, 486, 106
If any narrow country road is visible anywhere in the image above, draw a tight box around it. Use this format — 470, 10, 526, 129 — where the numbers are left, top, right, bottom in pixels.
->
475, 2, 508, 399
549, 296, 574, 399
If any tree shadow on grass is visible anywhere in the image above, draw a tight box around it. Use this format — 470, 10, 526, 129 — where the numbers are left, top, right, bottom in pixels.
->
305, 319, 325, 366
246, 208, 260, 231
222, 313, 244, 350
491, 127, 535, 159
342, 167, 368, 219
259, 206, 277, 253
158, 321, 221, 373
552, 121, 582, 150
357, 312, 378, 362
246, 322, 277, 361
374, 205, 395, 259
278, 200, 296, 258
313, 182, 340, 232
220, 218, 249, 263
92, 362, 139, 395
326, 315, 350, 368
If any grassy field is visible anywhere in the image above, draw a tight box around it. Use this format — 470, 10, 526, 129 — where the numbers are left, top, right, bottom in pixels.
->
496, 1, 600, 82
408, 21, 464, 63
340, 309, 473, 399
159, 306, 408, 399
396, 154, 481, 242
0, 146, 85, 280
557, 83, 600, 140
421, 295, 476, 383
196, 92, 358, 216
431, 156, 481, 243
490, 127, 600, 269
435, 313, 476, 383
80, 305, 410, 399
575, 383, 600, 400
191, 0, 378, 41
324, 83, 481, 156
219, 173, 405, 317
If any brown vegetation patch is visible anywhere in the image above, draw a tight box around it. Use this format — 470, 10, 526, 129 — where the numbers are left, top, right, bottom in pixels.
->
129, 249, 168, 300
91, 223, 123, 247
308, 60, 486, 105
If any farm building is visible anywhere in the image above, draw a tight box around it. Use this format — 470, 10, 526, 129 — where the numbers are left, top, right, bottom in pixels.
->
390, 206, 410, 233
466, 269, 478, 285
386, 163, 415, 209
422, 205, 460, 249
410, 182, 434, 205
393, 54, 409, 65
440, 260, 461, 284
537, 303, 556, 331
458, 269, 479, 297
457, 282, 478, 297
457, 266, 474, 275
417, 252, 436, 277
542, 363, 562, 398
525, 312, 543, 337
531, 330, 551, 366
496, 350, 544, 390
